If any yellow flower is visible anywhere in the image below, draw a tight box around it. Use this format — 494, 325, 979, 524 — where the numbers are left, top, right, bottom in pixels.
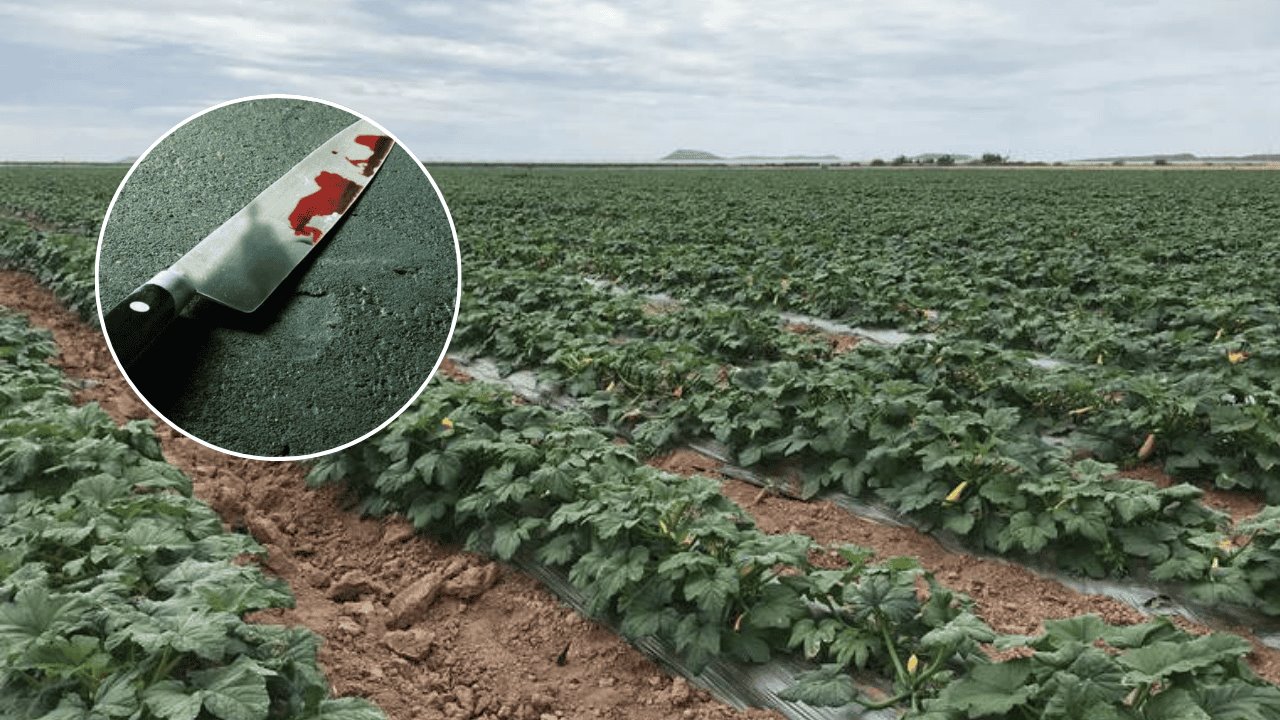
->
907, 654, 919, 674
945, 481, 968, 504
440, 417, 454, 430
1211, 557, 1221, 571
1228, 350, 1248, 365
1218, 538, 1234, 552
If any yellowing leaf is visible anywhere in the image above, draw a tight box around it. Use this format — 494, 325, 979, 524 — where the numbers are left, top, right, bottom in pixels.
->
1068, 406, 1095, 416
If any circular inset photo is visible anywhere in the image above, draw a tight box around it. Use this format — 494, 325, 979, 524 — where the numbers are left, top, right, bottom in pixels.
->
96, 96, 460, 460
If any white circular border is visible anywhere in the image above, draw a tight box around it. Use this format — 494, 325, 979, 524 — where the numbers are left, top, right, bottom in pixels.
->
94, 93, 463, 463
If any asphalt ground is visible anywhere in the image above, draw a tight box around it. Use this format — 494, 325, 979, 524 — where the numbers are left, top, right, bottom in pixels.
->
98, 98, 459, 457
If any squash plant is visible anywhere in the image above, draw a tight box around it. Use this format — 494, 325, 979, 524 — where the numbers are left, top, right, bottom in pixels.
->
0, 312, 382, 720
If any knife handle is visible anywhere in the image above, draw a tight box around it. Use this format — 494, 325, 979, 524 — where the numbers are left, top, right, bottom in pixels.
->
104, 270, 195, 368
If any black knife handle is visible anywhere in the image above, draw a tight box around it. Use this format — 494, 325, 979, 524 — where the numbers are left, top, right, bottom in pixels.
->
105, 283, 181, 368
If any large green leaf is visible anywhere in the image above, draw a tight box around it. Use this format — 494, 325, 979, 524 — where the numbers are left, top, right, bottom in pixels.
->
189, 657, 274, 720
931, 661, 1034, 717
1117, 634, 1251, 684
1039, 648, 1127, 716
143, 681, 203, 720
778, 665, 858, 707
743, 584, 807, 629
1186, 683, 1280, 720
1141, 689, 1210, 720
919, 612, 995, 650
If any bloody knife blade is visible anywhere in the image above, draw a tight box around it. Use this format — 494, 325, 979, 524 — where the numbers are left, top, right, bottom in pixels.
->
104, 119, 394, 367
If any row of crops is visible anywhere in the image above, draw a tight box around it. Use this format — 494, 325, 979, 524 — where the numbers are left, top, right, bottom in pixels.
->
311, 377, 1280, 717
450, 169, 1280, 494
427, 166, 1280, 715
0, 167, 390, 719
0, 310, 383, 719
451, 264, 1280, 618
444, 167, 1280, 371
2, 164, 1280, 718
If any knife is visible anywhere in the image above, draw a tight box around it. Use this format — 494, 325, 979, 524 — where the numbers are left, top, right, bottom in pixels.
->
103, 118, 394, 368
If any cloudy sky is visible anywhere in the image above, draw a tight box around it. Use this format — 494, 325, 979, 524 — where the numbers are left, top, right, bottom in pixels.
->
1, 1, 1277, 162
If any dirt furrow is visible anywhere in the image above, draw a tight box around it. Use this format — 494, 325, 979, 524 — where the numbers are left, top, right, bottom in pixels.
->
648, 448, 1280, 685
1119, 464, 1267, 523
444, 351, 1280, 686
0, 271, 777, 720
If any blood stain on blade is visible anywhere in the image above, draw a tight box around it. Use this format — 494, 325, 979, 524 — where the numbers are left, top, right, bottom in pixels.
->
288, 171, 362, 244
347, 135, 393, 176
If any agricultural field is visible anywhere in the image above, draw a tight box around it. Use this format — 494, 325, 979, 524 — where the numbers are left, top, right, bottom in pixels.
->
3, 162, 1280, 719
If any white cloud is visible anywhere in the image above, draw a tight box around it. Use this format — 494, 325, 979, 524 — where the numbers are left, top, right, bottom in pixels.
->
0, 0, 1276, 160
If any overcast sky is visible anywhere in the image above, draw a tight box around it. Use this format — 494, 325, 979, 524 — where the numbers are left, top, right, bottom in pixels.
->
1, 1, 1277, 162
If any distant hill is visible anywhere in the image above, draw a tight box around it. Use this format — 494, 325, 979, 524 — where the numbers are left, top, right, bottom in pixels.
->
662, 149, 723, 161
662, 149, 841, 162
1077, 152, 1280, 163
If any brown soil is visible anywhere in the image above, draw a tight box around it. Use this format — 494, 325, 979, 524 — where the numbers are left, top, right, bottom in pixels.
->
782, 322, 859, 355
437, 357, 473, 383
0, 271, 777, 720
649, 447, 1280, 684
1119, 463, 1267, 524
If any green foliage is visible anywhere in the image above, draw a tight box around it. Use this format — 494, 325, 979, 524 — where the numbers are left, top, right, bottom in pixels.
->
4, 163, 1280, 716
312, 378, 988, 708
440, 263, 1275, 611
917, 615, 1280, 719
425, 166, 1280, 613
0, 218, 99, 319
0, 166, 123, 319
0, 311, 383, 720
315, 377, 1280, 716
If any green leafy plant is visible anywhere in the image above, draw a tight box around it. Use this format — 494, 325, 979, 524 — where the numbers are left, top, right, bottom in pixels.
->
915, 615, 1280, 719
311, 379, 988, 705
0, 311, 383, 720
